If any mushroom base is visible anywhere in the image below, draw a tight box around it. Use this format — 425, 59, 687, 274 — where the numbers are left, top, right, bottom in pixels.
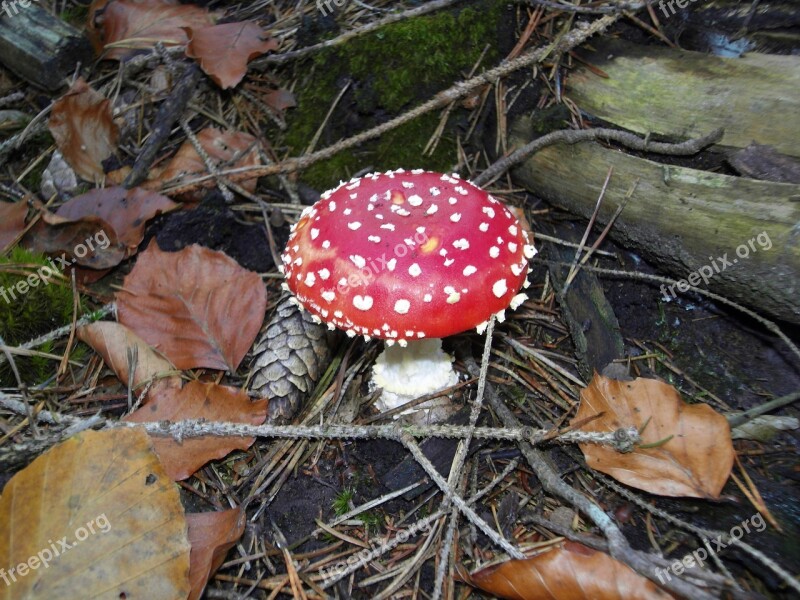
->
371, 338, 459, 423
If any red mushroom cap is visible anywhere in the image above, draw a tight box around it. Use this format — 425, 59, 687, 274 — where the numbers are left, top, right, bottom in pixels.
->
281, 169, 535, 343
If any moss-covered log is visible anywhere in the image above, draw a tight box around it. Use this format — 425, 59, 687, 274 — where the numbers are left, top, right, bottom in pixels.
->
510, 116, 800, 324
0, 5, 92, 90
568, 39, 800, 158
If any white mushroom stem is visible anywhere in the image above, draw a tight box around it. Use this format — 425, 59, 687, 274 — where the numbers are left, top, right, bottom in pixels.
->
371, 338, 459, 417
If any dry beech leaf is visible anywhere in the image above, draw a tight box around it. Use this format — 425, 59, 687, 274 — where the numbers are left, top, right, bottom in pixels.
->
88, 0, 216, 61
0, 427, 191, 599
77, 321, 181, 394
187, 508, 246, 600
155, 127, 261, 198
22, 210, 126, 270
262, 88, 296, 113
48, 78, 118, 182
243, 84, 296, 115
124, 380, 268, 480
0, 199, 28, 251
116, 242, 267, 371
185, 22, 279, 89
572, 373, 734, 499
55, 186, 178, 258
462, 541, 673, 600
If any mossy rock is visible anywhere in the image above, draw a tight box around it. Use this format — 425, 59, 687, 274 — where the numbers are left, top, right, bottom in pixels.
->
280, 0, 509, 189
0, 247, 81, 386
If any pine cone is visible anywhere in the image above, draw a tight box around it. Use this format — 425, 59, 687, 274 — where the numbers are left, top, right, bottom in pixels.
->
249, 295, 339, 422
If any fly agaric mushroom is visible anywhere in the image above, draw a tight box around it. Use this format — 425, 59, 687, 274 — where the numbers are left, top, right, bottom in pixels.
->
280, 169, 535, 419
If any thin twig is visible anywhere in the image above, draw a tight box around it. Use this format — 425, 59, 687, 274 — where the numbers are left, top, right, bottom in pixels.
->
257, 0, 466, 66
473, 126, 724, 187
563, 165, 613, 293
726, 391, 800, 428
162, 14, 622, 196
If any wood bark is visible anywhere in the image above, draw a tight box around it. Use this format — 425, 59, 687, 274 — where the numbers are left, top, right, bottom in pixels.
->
510, 116, 800, 324
568, 39, 800, 158
0, 6, 93, 90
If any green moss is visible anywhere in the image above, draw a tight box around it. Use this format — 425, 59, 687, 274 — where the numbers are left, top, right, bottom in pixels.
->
281, 0, 506, 189
332, 487, 354, 516
0, 247, 80, 386
58, 4, 89, 28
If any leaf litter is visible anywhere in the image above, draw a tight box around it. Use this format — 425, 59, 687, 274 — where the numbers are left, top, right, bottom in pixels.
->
0, 1, 797, 598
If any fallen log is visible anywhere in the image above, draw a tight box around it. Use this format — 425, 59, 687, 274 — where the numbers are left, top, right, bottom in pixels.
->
0, 5, 93, 90
568, 39, 800, 158
509, 116, 800, 324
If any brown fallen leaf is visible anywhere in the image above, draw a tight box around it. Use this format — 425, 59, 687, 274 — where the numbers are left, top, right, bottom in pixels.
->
185, 22, 279, 89
48, 78, 119, 182
243, 82, 297, 116
116, 241, 267, 371
55, 186, 178, 258
88, 0, 216, 61
154, 127, 261, 198
262, 88, 297, 114
0, 427, 191, 599
22, 209, 126, 270
461, 541, 673, 600
571, 373, 734, 499
0, 199, 28, 251
77, 320, 181, 394
187, 507, 246, 600
124, 380, 268, 480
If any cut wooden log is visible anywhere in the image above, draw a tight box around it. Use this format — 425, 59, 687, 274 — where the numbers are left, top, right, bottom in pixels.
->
509, 116, 800, 324
0, 6, 93, 90
568, 39, 800, 158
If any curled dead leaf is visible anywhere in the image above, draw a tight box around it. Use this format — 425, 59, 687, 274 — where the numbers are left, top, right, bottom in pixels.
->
155, 127, 261, 198
55, 186, 178, 258
124, 381, 268, 480
88, 0, 216, 60
0, 199, 28, 251
77, 320, 181, 394
48, 78, 118, 182
187, 508, 246, 600
22, 210, 126, 270
571, 373, 734, 499
461, 541, 674, 599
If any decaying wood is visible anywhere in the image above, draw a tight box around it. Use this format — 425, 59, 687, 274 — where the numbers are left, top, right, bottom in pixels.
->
510, 116, 800, 324
0, 6, 93, 90
728, 143, 800, 184
568, 38, 800, 158
123, 63, 202, 188
547, 235, 625, 380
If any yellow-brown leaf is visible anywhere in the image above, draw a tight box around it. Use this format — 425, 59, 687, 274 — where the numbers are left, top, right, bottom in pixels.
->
572, 374, 734, 498
462, 541, 673, 600
0, 428, 190, 599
